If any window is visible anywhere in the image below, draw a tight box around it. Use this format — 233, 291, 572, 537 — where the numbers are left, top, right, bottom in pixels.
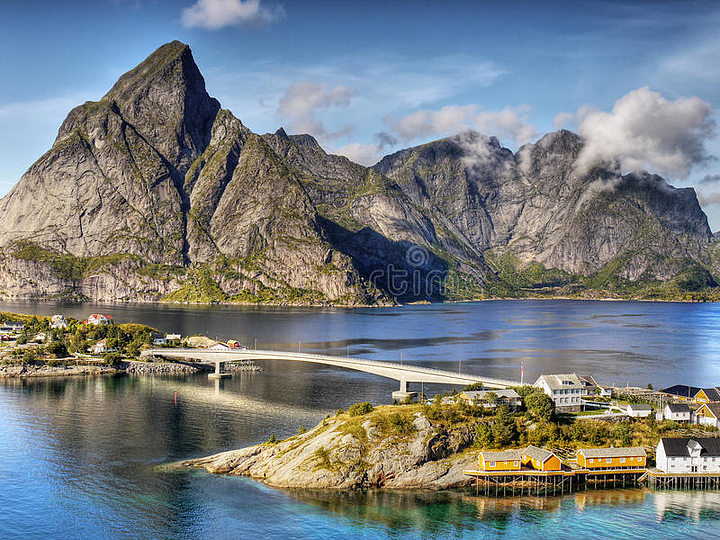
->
489, 462, 496, 467
589, 458, 594, 464
606, 458, 612, 464
514, 461, 519, 467
620, 458, 626, 463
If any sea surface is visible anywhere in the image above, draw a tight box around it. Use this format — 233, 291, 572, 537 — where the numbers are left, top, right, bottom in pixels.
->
1, 300, 719, 539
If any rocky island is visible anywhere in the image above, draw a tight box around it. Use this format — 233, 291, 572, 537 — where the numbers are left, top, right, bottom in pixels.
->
183, 395, 720, 491
1, 41, 719, 305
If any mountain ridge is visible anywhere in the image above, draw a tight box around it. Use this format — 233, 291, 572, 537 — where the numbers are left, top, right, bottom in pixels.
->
0, 41, 718, 304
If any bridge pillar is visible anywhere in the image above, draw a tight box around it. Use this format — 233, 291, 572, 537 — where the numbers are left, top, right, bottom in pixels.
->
208, 360, 231, 380
391, 378, 417, 403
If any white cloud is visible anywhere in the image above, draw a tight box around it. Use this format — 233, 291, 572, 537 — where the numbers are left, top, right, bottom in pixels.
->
333, 143, 382, 166
276, 81, 355, 141
698, 191, 720, 207
553, 111, 575, 129
181, 0, 285, 29
387, 104, 536, 146
574, 87, 716, 178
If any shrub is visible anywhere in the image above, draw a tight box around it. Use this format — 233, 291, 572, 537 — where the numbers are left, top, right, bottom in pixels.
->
388, 413, 416, 436
348, 402, 374, 416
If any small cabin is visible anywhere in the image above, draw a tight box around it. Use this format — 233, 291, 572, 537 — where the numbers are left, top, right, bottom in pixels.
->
478, 450, 521, 472
663, 403, 692, 423
521, 445, 562, 472
576, 447, 647, 470
626, 403, 652, 418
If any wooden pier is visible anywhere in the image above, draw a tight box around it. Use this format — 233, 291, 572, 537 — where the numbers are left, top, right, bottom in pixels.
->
641, 469, 720, 490
464, 468, 648, 497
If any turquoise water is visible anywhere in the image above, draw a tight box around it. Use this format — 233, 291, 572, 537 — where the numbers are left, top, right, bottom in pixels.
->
1, 300, 720, 538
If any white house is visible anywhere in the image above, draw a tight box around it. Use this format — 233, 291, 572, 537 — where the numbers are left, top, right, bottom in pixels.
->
626, 403, 653, 418
534, 373, 584, 412
459, 389, 522, 409
208, 342, 229, 351
50, 315, 69, 329
656, 437, 720, 473
153, 337, 168, 346
165, 333, 182, 341
86, 314, 112, 326
663, 403, 692, 423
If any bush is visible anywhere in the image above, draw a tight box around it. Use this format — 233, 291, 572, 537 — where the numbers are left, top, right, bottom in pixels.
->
388, 413, 415, 436
348, 402, 374, 416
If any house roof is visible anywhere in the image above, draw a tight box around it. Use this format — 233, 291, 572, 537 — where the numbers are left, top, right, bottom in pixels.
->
662, 385, 701, 398
522, 445, 555, 463
665, 403, 691, 414
578, 447, 647, 458
659, 437, 720, 457
534, 373, 583, 391
697, 388, 720, 401
627, 403, 652, 410
480, 451, 520, 462
698, 403, 720, 419
578, 375, 600, 387
462, 390, 520, 400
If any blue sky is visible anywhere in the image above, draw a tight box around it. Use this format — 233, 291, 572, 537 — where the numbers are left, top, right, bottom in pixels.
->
1, 0, 720, 227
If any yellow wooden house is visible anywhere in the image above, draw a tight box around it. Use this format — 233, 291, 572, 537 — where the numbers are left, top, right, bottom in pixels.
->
694, 387, 720, 404
576, 447, 647, 469
478, 450, 521, 472
521, 445, 562, 472
696, 403, 720, 428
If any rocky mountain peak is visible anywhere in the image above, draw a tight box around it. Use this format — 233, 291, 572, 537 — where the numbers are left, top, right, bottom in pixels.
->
101, 41, 220, 170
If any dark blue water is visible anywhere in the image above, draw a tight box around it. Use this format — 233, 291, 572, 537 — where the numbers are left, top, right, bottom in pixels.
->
1, 300, 719, 538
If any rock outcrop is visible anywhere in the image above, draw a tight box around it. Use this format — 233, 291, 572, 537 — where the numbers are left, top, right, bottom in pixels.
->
0, 41, 717, 303
184, 408, 476, 490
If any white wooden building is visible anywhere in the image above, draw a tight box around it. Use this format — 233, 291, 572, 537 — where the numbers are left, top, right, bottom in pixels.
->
656, 437, 720, 473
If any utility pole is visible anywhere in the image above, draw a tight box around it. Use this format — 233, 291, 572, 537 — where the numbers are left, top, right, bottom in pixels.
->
298, 340, 301, 353
254, 337, 257, 350
400, 352, 403, 366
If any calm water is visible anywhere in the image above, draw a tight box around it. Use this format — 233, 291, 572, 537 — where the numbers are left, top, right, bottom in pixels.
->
1, 300, 720, 538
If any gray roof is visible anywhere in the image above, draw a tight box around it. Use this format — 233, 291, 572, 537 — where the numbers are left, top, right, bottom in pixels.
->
627, 403, 652, 410
578, 447, 647, 458
665, 403, 691, 414
660, 437, 720, 457
522, 445, 555, 463
480, 451, 520, 462
534, 373, 583, 391
463, 390, 520, 400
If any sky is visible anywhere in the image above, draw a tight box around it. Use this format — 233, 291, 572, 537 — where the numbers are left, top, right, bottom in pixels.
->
1, 0, 720, 227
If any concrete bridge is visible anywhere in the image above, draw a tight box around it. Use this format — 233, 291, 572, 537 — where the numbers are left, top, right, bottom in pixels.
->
141, 348, 518, 400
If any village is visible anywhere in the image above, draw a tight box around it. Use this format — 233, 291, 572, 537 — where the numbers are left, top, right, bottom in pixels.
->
3, 311, 720, 496
0, 311, 255, 375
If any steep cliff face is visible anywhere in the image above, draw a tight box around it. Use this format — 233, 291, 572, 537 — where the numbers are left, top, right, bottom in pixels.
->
376, 130, 714, 289
0, 42, 716, 304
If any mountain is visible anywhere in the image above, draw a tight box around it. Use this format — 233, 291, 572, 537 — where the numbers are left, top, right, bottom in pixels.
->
0, 41, 717, 304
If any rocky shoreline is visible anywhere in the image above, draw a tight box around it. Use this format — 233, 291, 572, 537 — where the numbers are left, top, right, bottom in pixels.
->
0, 360, 263, 378
183, 406, 477, 491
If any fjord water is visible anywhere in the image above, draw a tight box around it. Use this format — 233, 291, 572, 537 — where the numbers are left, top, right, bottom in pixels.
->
1, 300, 720, 539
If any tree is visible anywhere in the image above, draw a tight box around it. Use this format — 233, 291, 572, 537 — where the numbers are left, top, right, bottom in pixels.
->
474, 422, 493, 448
492, 405, 517, 447
524, 391, 555, 421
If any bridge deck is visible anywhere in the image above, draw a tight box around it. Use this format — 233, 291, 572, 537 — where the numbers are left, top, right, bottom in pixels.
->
142, 348, 518, 388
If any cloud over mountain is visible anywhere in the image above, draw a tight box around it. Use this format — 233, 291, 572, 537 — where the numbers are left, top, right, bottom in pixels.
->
573, 87, 715, 178
386, 104, 536, 147
277, 81, 354, 141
